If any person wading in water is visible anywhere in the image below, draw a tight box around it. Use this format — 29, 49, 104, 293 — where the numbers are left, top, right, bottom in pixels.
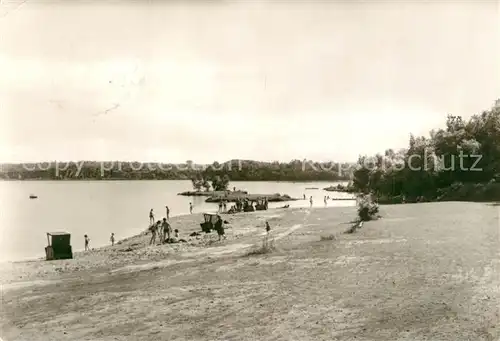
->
165, 206, 170, 220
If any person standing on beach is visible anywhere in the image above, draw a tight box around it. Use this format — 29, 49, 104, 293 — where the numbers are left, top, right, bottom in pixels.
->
324, 196, 327, 207
189, 202, 193, 214
214, 216, 226, 241
161, 218, 171, 243
110, 233, 115, 246
157, 219, 163, 240
165, 206, 170, 220
223, 201, 227, 212
309, 196, 313, 208
149, 209, 155, 225
84, 234, 90, 251
149, 221, 159, 245
264, 221, 271, 247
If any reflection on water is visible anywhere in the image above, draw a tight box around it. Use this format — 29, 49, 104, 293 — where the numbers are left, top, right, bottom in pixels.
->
0, 180, 354, 261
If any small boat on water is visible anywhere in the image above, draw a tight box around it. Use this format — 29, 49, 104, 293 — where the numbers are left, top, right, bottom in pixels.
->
29, 194, 38, 199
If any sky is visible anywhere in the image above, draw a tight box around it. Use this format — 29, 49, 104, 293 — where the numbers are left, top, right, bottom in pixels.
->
0, 0, 498, 163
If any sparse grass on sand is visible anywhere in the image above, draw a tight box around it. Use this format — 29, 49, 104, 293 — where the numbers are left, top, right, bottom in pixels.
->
320, 233, 337, 241
1, 203, 499, 341
244, 238, 277, 256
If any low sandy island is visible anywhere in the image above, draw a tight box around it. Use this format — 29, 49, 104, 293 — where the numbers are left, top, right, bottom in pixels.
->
177, 190, 249, 197
178, 190, 298, 203
1, 203, 499, 341
205, 193, 297, 203
324, 184, 356, 193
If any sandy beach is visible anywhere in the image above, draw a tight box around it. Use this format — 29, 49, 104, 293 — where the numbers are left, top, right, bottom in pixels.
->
1, 203, 499, 341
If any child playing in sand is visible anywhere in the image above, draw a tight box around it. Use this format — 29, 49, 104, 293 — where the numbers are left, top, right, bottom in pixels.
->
110, 233, 115, 246
168, 229, 180, 243
84, 234, 90, 251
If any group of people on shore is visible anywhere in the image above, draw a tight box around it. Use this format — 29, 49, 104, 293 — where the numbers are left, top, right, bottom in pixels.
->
148, 206, 184, 245
82, 205, 174, 251
148, 218, 180, 245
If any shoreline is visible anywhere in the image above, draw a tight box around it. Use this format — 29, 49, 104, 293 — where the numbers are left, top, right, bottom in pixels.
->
1, 206, 333, 285
0, 189, 353, 264
2, 211, 198, 265
1, 205, 309, 265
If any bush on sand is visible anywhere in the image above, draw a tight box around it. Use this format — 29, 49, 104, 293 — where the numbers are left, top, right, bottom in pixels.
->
245, 235, 276, 256
357, 194, 380, 222
346, 194, 380, 234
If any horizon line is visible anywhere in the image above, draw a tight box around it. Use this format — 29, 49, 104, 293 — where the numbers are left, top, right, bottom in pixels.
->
0, 158, 358, 165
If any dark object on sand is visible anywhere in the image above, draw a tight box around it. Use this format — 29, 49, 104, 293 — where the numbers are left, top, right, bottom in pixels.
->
199, 212, 227, 240
164, 238, 187, 243
190, 231, 202, 237
279, 204, 290, 209
200, 212, 221, 233
29, 194, 38, 199
255, 198, 269, 211
243, 201, 255, 212
45, 232, 73, 260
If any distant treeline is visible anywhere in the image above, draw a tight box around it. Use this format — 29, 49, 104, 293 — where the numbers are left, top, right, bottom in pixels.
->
0, 159, 353, 182
351, 100, 500, 202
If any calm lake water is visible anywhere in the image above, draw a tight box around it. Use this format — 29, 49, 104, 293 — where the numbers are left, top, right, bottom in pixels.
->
0, 180, 355, 261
